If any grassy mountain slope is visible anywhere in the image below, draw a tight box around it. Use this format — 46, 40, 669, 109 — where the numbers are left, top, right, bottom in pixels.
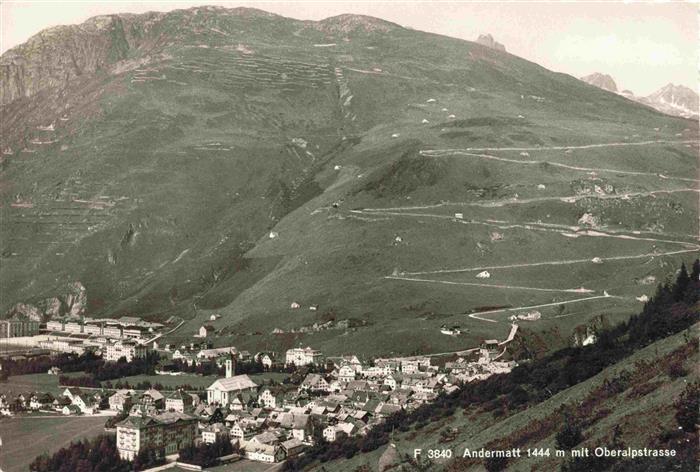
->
1, 7, 697, 356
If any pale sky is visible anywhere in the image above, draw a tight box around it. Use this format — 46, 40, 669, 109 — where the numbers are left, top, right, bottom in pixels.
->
1, 1, 697, 95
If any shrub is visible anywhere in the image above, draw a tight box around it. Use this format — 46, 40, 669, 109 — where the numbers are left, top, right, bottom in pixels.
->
674, 382, 699, 432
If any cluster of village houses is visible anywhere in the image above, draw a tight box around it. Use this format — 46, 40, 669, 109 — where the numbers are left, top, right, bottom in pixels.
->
1, 343, 515, 464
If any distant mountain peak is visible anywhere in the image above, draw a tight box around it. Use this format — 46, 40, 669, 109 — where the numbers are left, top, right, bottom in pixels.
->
581, 73, 697, 119
653, 83, 696, 96
645, 83, 698, 119
580, 73, 618, 93
476, 33, 506, 52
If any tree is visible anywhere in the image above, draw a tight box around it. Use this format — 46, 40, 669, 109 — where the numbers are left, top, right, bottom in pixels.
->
556, 416, 583, 450
672, 263, 690, 302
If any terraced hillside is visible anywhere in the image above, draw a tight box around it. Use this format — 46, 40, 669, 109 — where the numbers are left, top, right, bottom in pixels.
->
1, 7, 697, 356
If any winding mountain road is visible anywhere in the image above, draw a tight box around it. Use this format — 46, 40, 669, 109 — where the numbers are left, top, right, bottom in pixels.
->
386, 275, 596, 294
420, 147, 700, 183
400, 248, 699, 276
466, 293, 620, 323
360, 188, 700, 211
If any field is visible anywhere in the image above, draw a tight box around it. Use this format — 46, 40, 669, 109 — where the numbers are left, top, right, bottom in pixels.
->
0, 415, 109, 472
0, 373, 73, 397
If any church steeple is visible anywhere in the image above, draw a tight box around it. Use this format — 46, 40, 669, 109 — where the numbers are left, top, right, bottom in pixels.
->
225, 353, 237, 378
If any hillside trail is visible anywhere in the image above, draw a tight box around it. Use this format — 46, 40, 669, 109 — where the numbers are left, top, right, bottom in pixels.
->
359, 188, 700, 211
349, 209, 699, 248
385, 275, 597, 294
420, 148, 700, 183
420, 138, 697, 153
399, 248, 699, 276
466, 293, 618, 322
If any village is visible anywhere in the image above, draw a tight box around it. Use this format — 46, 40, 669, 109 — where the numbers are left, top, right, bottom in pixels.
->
0, 326, 516, 468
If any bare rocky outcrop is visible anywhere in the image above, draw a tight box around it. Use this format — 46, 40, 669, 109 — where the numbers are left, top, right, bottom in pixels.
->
2, 281, 88, 321
64, 281, 88, 317
41, 297, 63, 318
580, 73, 618, 93
476, 34, 506, 52
1, 15, 135, 105
7, 303, 43, 322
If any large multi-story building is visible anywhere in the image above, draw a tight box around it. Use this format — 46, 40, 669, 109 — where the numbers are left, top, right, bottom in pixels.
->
64, 322, 83, 334
116, 412, 197, 460
83, 323, 103, 336
285, 347, 324, 367
104, 340, 148, 362
103, 325, 123, 338
38, 338, 87, 355
0, 315, 40, 338
46, 320, 64, 332
122, 327, 144, 339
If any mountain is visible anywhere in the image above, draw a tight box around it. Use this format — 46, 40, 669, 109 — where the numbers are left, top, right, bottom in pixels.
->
580, 72, 617, 93
643, 83, 699, 120
476, 33, 506, 52
580, 73, 698, 119
1, 8, 697, 357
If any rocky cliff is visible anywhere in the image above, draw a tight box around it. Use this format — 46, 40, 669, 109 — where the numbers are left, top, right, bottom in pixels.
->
580, 72, 618, 93
476, 34, 506, 52
0, 15, 143, 105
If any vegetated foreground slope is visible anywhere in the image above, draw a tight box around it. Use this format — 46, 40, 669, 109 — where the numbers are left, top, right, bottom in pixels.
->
315, 324, 698, 472
293, 265, 699, 471
1, 7, 697, 356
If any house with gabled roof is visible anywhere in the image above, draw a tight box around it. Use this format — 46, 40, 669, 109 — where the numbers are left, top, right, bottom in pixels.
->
281, 438, 306, 458
240, 440, 286, 463
299, 373, 330, 392
109, 389, 135, 412
258, 385, 295, 410
29, 393, 54, 410
62, 404, 81, 415
201, 422, 229, 444
323, 422, 357, 442
255, 352, 277, 368
198, 325, 215, 338
276, 412, 312, 443
384, 372, 403, 390
337, 364, 356, 383
141, 389, 165, 409
165, 389, 198, 413
62, 387, 82, 401
72, 393, 99, 414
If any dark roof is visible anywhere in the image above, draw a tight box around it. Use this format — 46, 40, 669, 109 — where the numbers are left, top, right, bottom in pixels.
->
117, 412, 195, 429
